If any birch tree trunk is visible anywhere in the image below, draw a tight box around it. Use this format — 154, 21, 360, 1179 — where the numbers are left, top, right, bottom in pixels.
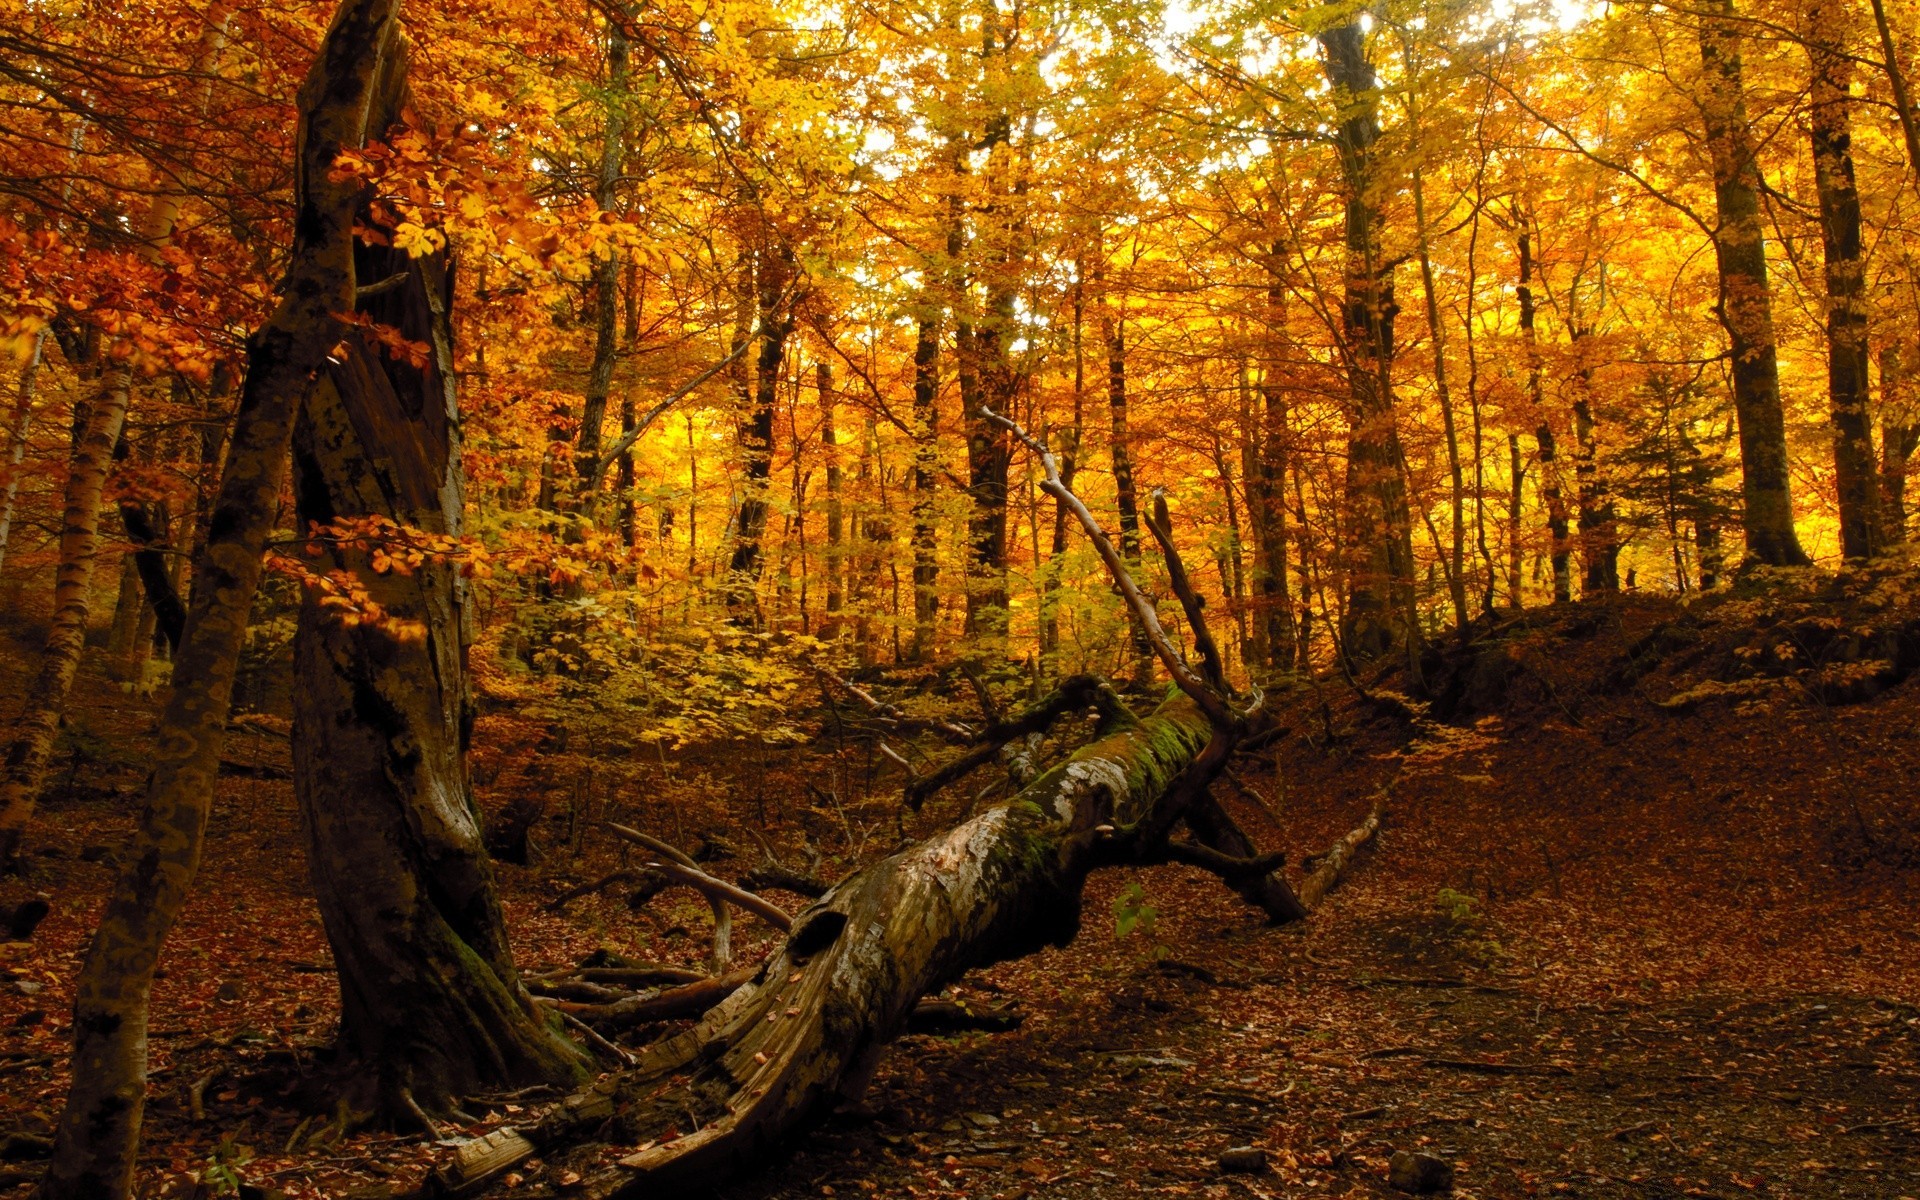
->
0, 334, 45, 578
0, 360, 133, 863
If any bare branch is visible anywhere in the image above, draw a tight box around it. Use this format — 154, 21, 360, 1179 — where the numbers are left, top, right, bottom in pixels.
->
588, 339, 752, 487
1146, 489, 1229, 696
983, 407, 1234, 728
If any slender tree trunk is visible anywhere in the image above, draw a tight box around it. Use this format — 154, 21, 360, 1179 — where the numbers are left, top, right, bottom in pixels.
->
1251, 270, 1299, 671
1570, 331, 1620, 591
1239, 358, 1270, 672
1516, 219, 1571, 602
1039, 282, 1085, 666
727, 247, 794, 615
1698, 0, 1810, 566
1506, 432, 1526, 608
1806, 4, 1885, 558
43, 4, 406, 1192
1102, 310, 1153, 682
1319, 20, 1418, 669
575, 28, 627, 490
0, 334, 45, 577
821, 361, 843, 633
1866, 0, 1920, 175
910, 315, 940, 661
1411, 169, 1469, 633
291, 227, 588, 1116
1880, 347, 1916, 541
0, 362, 133, 863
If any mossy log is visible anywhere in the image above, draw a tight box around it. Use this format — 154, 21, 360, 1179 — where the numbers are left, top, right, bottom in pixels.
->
430, 691, 1226, 1198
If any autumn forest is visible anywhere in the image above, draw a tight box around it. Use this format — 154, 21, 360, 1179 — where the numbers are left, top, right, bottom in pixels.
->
0, 0, 1918, 1195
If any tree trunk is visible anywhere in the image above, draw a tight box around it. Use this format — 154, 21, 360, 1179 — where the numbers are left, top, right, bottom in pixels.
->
1039, 282, 1085, 667
821, 361, 843, 632
1516, 218, 1571, 603
290, 232, 589, 1113
1697, 0, 1810, 566
1881, 347, 1916, 541
0, 333, 45, 577
1319, 20, 1418, 670
1412, 168, 1470, 633
909, 314, 939, 662
726, 247, 794, 615
1806, 3, 1885, 558
574, 27, 626, 495
1571, 335, 1620, 592
43, 3, 407, 1193
1102, 311, 1154, 682
1506, 432, 1526, 608
1250, 269, 1299, 673
0, 358, 133, 863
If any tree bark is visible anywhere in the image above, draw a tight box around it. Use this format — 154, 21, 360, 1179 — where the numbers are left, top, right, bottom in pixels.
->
574, 27, 627, 491
290, 233, 589, 1112
909, 313, 940, 661
1516, 217, 1571, 603
1102, 309, 1154, 681
1697, 0, 1811, 566
0, 349, 133, 864
820, 361, 843, 632
1040, 277, 1086, 667
1881, 347, 1916, 541
1319, 21, 1418, 670
0, 334, 46, 577
1806, 2, 1885, 558
726, 246, 795, 615
1250, 269, 1298, 672
42, 3, 407, 1193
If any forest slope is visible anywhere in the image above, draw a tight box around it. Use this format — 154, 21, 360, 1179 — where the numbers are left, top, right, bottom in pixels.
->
1, 568, 1917, 1199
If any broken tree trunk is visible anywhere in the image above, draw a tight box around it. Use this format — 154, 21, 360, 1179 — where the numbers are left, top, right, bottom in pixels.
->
289, 172, 588, 1112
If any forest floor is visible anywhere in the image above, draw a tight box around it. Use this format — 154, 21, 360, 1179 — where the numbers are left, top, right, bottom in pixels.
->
2, 570, 1919, 1200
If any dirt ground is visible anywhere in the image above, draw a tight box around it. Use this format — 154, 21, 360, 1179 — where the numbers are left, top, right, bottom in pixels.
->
2, 588, 1917, 1199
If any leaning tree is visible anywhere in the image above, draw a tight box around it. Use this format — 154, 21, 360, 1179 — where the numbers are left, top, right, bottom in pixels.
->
425, 410, 1380, 1198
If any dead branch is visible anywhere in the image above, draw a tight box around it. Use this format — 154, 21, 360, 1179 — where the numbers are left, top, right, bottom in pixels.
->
985, 407, 1234, 729
601, 823, 794, 934
904, 999, 1024, 1035
1160, 839, 1289, 880
1146, 489, 1229, 696
545, 870, 643, 912
547, 964, 759, 1029
575, 965, 710, 988
812, 666, 974, 743
1183, 793, 1310, 923
738, 864, 830, 899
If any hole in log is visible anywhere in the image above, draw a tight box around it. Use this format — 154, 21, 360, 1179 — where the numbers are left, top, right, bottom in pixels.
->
787, 909, 848, 960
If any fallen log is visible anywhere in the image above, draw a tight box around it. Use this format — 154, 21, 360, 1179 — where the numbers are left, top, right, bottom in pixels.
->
1295, 800, 1384, 911
905, 998, 1024, 1035
427, 691, 1222, 1198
